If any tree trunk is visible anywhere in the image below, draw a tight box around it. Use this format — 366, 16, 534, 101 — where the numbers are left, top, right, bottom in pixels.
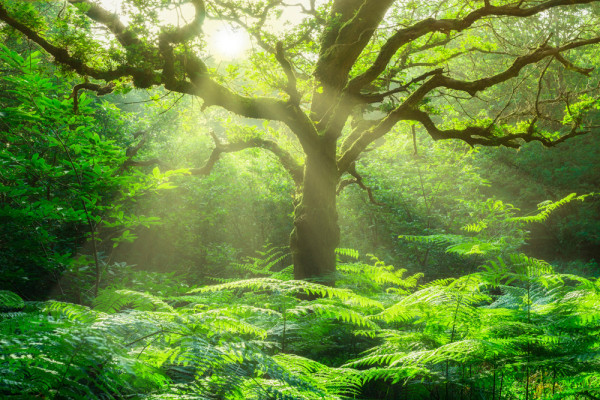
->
290, 150, 340, 283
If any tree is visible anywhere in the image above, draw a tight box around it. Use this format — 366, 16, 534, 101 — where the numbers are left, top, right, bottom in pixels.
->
1, 0, 599, 282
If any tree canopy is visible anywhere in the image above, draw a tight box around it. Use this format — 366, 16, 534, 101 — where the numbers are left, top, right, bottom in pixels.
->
1, 0, 599, 281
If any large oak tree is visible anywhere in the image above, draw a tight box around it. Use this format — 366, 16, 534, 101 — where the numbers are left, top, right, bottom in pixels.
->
1, 0, 599, 282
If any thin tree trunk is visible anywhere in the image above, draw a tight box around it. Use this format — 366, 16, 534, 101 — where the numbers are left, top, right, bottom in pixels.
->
498, 372, 504, 400
492, 362, 497, 400
281, 312, 287, 353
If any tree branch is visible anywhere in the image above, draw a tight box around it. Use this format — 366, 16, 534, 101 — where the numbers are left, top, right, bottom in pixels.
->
359, 68, 444, 104
554, 53, 594, 75
0, 2, 322, 156
402, 107, 589, 148
338, 36, 600, 172
67, 0, 141, 48
70, 82, 115, 113
188, 132, 303, 186
311, 0, 394, 128
346, 0, 600, 93
159, 0, 205, 44
0, 2, 155, 83
336, 162, 384, 206
275, 41, 301, 104
430, 37, 600, 97
210, 0, 280, 53
119, 131, 303, 185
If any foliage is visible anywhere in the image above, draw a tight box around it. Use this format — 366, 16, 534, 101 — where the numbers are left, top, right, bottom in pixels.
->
1, 0, 600, 398
0, 43, 190, 301
348, 254, 600, 399
114, 119, 296, 279
2, 250, 599, 399
0, 43, 149, 299
2, 0, 599, 280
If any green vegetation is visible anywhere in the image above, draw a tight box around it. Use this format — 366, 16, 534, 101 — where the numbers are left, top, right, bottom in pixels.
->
1, 0, 600, 398
2, 247, 599, 399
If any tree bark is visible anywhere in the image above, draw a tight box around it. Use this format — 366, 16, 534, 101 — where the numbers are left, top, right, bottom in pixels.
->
290, 149, 340, 283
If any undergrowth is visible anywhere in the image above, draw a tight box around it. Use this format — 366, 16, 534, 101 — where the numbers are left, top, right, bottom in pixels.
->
1, 247, 599, 399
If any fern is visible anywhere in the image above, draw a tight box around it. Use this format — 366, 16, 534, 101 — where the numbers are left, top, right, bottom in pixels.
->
0, 290, 24, 311
0, 303, 169, 399
273, 353, 363, 398
94, 289, 175, 313
510, 193, 594, 224
335, 247, 360, 260
45, 300, 100, 323
2, 250, 599, 399
228, 244, 290, 278
288, 302, 380, 330
355, 365, 432, 385
461, 220, 488, 233
1, 287, 339, 399
189, 278, 384, 309
337, 254, 423, 289
399, 233, 502, 256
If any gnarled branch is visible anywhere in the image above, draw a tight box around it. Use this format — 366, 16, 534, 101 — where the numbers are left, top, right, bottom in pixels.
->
359, 68, 444, 104
337, 35, 600, 172
346, 0, 600, 93
0, 3, 148, 83
70, 82, 115, 113
189, 132, 303, 186
336, 162, 383, 206
0, 1, 321, 152
67, 0, 141, 48
403, 107, 589, 148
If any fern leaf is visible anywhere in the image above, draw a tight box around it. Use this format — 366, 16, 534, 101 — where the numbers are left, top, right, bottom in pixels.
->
44, 301, 99, 323
335, 248, 360, 259
510, 193, 594, 223
94, 290, 174, 313
0, 290, 25, 311
189, 278, 383, 309
288, 303, 379, 330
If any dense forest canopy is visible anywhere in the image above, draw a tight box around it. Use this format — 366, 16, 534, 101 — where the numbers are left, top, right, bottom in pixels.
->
1, 0, 600, 280
1, 0, 600, 399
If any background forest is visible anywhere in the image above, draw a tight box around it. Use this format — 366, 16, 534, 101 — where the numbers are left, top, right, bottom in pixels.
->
1, 0, 600, 399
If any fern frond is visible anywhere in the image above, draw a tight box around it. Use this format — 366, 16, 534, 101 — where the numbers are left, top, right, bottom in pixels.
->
407, 339, 518, 366
399, 233, 465, 246
446, 240, 501, 255
274, 353, 362, 397
419, 278, 456, 289
0, 290, 25, 311
288, 303, 379, 330
199, 312, 268, 339
189, 278, 383, 309
225, 304, 283, 318
94, 289, 174, 313
44, 301, 99, 323
356, 366, 432, 384
270, 265, 294, 280
461, 220, 488, 233
337, 262, 421, 288
343, 351, 408, 368
335, 248, 360, 259
510, 192, 593, 223
229, 244, 290, 278
510, 253, 554, 277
